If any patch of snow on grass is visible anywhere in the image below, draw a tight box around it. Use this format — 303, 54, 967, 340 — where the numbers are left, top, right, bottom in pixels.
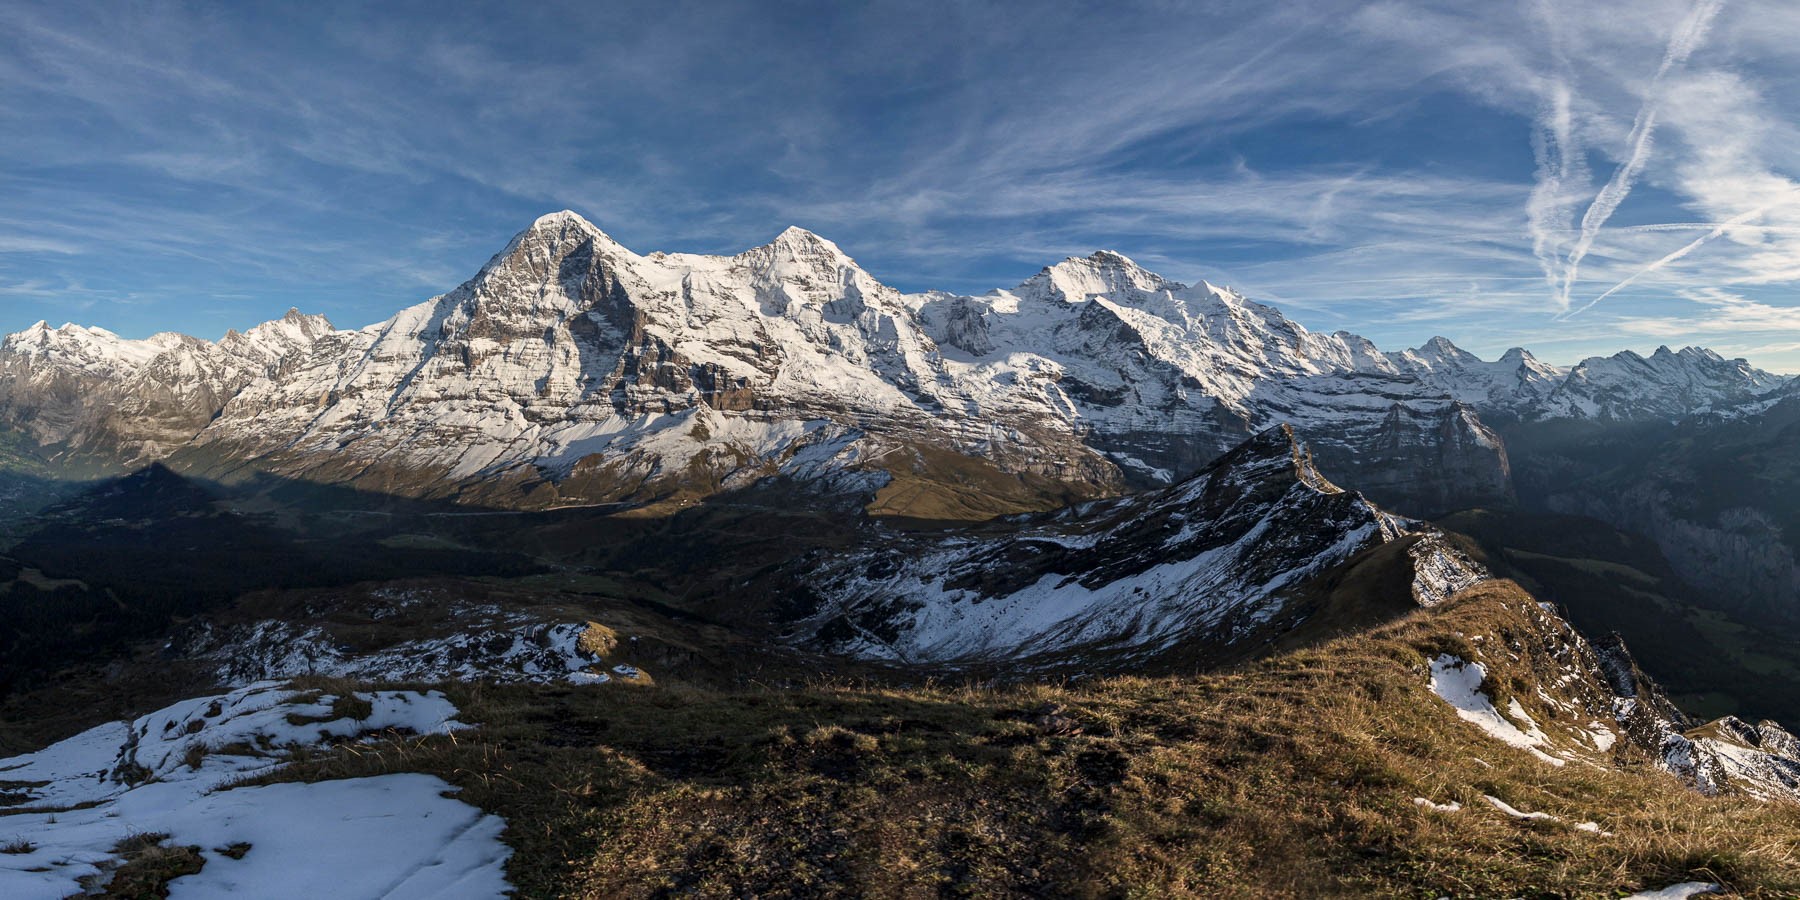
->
1482, 794, 1556, 822
1623, 884, 1723, 899
154, 775, 509, 899
1428, 655, 1566, 767
0, 683, 507, 900
1588, 721, 1618, 752
1504, 698, 1553, 746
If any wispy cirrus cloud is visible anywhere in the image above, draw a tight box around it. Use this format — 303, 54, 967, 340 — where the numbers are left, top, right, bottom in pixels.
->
0, 0, 1798, 370
1617, 287, 1800, 335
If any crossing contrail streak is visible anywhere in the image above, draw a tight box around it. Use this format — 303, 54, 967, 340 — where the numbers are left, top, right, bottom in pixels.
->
1543, 0, 1726, 311
1564, 205, 1767, 318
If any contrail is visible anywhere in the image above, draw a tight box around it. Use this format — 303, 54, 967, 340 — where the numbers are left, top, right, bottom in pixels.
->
1563, 205, 1767, 317
1529, 84, 1582, 293
1554, 0, 1726, 310
1527, 0, 1584, 299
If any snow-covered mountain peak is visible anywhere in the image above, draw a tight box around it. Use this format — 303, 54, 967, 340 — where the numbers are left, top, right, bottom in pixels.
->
1018, 250, 1177, 305
424, 210, 647, 347
221, 309, 338, 366
1416, 336, 1480, 365
472, 209, 635, 287
2, 320, 166, 374
527, 208, 607, 239
268, 307, 333, 334
735, 224, 866, 282
769, 224, 840, 251
1378, 338, 1567, 417
1389, 337, 1494, 374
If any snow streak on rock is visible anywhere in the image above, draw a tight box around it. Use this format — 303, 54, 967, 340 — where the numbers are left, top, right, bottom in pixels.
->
791, 426, 1486, 665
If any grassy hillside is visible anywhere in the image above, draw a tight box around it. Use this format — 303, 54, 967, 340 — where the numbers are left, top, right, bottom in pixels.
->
237, 582, 1800, 898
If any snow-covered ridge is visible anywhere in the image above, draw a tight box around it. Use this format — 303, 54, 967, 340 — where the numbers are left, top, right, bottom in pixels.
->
181, 616, 647, 687
0, 210, 1776, 515
2, 309, 335, 380
0, 308, 336, 462
784, 425, 1487, 665
1538, 344, 1789, 421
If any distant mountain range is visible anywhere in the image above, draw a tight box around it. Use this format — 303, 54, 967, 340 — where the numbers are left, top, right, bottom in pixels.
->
0, 211, 1787, 522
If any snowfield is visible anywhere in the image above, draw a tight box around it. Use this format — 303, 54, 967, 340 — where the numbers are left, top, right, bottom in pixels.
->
0, 682, 510, 899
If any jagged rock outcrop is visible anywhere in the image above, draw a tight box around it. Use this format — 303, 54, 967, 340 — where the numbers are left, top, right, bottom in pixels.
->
1591, 632, 1800, 800
1422, 588, 1800, 803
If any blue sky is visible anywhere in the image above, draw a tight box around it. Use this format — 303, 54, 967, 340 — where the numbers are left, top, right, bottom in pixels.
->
3, 0, 1799, 371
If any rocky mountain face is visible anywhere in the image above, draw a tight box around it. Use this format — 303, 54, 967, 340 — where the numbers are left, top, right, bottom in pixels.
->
1410, 580, 1800, 804
1509, 395, 1800, 623
0, 311, 333, 468
0, 212, 1511, 518
1591, 633, 1800, 801
776, 425, 1486, 667
0, 211, 1786, 523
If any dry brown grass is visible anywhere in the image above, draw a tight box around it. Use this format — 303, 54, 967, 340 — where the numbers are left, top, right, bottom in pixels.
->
576, 621, 619, 658
229, 582, 1800, 898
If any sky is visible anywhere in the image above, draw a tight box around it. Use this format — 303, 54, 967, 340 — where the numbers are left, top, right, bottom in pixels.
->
2, 1, 1799, 371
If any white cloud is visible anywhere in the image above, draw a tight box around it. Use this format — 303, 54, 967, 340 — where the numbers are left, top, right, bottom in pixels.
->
1616, 287, 1800, 336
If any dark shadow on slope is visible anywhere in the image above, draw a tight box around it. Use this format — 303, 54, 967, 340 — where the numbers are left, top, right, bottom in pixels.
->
1440, 507, 1800, 726
1500, 400, 1800, 625
0, 465, 546, 696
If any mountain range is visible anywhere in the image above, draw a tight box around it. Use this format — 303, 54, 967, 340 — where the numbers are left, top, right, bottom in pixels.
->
0, 211, 1787, 523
